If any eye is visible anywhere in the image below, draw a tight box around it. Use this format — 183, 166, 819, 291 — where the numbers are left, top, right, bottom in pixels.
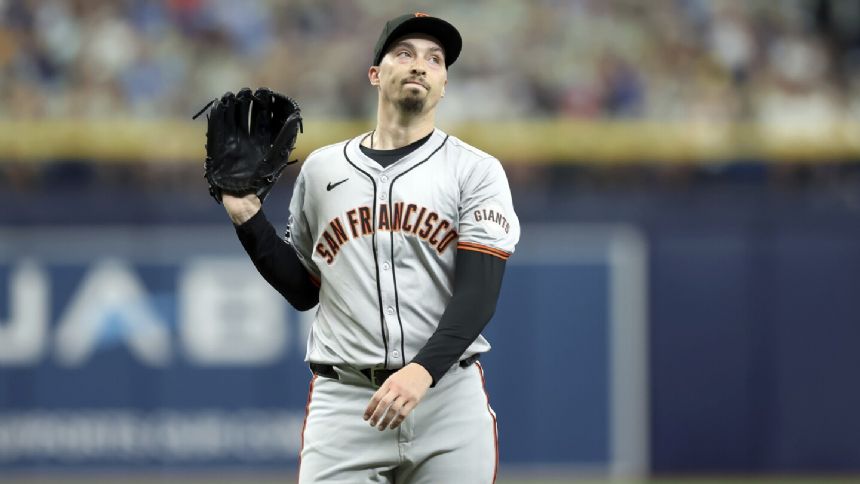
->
428, 55, 441, 65
396, 50, 412, 58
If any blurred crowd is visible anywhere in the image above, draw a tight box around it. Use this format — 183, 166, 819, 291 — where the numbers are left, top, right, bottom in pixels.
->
2, 0, 860, 123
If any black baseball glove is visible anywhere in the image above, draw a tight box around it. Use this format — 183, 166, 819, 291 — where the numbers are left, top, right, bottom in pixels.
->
193, 87, 303, 203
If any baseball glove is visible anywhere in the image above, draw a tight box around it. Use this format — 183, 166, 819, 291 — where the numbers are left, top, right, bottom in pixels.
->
193, 87, 303, 203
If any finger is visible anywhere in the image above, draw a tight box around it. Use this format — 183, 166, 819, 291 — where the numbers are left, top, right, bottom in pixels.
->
269, 92, 293, 128
388, 400, 417, 430
368, 392, 396, 427
218, 91, 236, 125
364, 381, 390, 420
220, 90, 235, 104
250, 88, 272, 138
369, 396, 393, 426
236, 87, 253, 100
253, 87, 274, 103
377, 397, 402, 430
212, 91, 237, 142
235, 88, 254, 134
364, 389, 383, 421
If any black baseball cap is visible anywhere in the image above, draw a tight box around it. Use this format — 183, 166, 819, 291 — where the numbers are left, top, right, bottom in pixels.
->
373, 12, 462, 68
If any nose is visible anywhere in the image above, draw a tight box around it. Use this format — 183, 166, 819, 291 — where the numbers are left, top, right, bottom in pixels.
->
410, 58, 427, 76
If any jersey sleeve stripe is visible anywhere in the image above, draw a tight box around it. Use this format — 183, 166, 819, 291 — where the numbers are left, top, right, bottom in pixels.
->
458, 242, 511, 259
458, 246, 509, 260
457, 242, 511, 260
308, 273, 321, 287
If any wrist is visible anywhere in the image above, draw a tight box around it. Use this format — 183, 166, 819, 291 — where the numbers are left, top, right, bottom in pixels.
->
407, 362, 434, 387
223, 193, 261, 225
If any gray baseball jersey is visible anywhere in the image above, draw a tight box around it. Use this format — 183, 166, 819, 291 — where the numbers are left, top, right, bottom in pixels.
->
287, 128, 520, 369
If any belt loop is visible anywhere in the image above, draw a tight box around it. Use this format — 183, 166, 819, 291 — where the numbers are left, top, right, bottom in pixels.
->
309, 363, 338, 380
369, 367, 382, 387
362, 367, 396, 387
459, 353, 480, 368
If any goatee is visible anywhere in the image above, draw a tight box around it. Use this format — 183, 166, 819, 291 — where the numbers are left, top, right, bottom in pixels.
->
397, 95, 425, 115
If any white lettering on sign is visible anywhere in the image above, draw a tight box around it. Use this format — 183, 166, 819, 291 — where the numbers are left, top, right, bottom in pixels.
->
54, 259, 172, 367
0, 410, 302, 461
0, 260, 48, 365
179, 258, 287, 365
0, 257, 297, 368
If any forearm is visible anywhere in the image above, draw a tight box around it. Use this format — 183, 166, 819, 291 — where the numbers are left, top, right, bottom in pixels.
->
411, 250, 506, 385
234, 208, 319, 311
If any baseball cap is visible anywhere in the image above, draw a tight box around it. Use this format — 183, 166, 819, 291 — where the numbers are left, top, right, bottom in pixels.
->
373, 12, 462, 68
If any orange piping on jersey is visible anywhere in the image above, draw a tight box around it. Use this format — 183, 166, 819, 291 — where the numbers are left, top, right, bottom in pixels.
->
457, 241, 511, 260
308, 273, 321, 288
297, 374, 318, 483
476, 362, 499, 483
458, 245, 508, 260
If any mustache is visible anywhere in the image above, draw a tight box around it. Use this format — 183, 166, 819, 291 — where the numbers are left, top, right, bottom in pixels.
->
401, 77, 429, 89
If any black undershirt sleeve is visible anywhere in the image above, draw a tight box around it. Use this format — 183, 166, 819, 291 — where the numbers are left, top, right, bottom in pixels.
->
234, 209, 320, 311
411, 249, 507, 385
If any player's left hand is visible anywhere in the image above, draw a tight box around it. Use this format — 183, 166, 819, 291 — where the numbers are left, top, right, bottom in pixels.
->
364, 363, 433, 430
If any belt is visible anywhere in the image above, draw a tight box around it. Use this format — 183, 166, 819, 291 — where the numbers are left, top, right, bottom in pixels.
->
310, 354, 481, 387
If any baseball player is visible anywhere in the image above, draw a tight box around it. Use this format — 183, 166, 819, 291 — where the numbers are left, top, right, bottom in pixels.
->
220, 13, 520, 483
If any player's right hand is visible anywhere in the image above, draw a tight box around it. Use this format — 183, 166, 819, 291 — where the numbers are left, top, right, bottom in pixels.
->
364, 363, 433, 430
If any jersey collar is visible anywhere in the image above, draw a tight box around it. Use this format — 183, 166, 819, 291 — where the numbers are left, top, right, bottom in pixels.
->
346, 128, 448, 174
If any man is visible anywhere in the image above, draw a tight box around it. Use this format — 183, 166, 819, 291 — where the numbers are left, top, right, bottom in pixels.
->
222, 12, 519, 483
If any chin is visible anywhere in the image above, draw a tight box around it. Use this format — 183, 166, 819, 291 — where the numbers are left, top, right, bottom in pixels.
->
403, 86, 426, 96
397, 96, 426, 115
403, 90, 425, 100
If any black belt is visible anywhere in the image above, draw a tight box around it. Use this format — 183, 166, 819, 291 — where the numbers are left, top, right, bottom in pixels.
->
310, 354, 481, 387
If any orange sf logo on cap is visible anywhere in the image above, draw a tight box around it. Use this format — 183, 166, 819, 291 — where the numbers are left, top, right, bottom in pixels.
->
414, 12, 430, 17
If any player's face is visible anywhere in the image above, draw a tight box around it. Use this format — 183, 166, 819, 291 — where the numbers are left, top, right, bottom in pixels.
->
371, 35, 447, 115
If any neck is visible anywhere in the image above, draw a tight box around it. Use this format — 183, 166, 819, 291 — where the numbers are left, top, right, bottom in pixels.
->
367, 99, 436, 150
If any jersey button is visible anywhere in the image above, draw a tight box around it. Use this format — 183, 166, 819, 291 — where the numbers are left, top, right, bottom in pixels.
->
382, 261, 390, 270
380, 175, 388, 183
386, 306, 395, 315
379, 192, 387, 200
392, 350, 400, 358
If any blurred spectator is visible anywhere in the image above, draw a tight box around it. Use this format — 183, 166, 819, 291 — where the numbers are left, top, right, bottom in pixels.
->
1, 0, 857, 122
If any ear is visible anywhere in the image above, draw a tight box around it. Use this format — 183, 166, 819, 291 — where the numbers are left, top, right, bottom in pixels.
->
441, 79, 447, 97
368, 66, 381, 87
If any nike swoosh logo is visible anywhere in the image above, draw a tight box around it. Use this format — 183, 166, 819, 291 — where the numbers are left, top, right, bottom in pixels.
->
327, 178, 349, 191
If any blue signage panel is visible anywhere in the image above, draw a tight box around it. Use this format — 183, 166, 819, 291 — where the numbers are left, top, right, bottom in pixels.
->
0, 225, 647, 474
